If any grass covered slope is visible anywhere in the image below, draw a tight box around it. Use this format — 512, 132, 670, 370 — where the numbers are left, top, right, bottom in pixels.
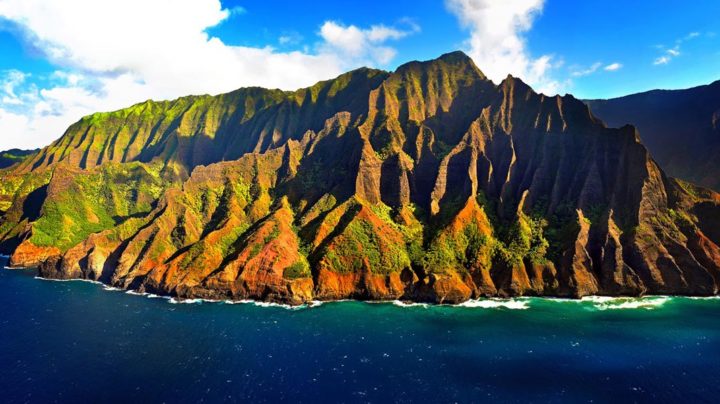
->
2, 51, 720, 304
13, 67, 388, 176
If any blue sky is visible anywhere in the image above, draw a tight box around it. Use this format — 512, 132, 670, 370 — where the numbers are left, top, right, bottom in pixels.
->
0, 0, 719, 150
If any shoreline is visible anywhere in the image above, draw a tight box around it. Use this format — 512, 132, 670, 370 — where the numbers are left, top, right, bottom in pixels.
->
4, 264, 718, 310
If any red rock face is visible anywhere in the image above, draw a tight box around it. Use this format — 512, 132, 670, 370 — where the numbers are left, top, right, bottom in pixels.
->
0, 51, 718, 304
9, 241, 60, 268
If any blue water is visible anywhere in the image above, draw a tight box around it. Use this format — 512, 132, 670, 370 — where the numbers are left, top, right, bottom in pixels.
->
1, 258, 719, 403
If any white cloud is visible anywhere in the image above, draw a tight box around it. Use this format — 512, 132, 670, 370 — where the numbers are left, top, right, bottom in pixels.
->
278, 32, 303, 46
445, 0, 565, 95
1, 69, 29, 105
571, 62, 602, 77
652, 31, 701, 66
654, 47, 679, 65
319, 21, 419, 65
1, 72, 155, 150
0, 0, 418, 150
654, 56, 671, 65
569, 61, 623, 77
228, 6, 246, 16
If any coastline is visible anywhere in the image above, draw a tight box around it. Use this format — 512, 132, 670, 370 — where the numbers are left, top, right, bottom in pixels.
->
5, 261, 718, 310
25, 272, 720, 311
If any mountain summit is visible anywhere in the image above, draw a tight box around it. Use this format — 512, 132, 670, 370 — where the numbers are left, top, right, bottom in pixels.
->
1, 51, 719, 304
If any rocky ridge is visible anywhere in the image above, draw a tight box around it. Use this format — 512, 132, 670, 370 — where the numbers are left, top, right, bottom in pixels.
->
586, 80, 720, 191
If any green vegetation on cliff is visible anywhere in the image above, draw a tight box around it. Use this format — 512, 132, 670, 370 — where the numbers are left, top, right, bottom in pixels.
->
31, 162, 169, 251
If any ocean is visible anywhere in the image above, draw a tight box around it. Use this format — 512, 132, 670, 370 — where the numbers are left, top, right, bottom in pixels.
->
1, 257, 719, 403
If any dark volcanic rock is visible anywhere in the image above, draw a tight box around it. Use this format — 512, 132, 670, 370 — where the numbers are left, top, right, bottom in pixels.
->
586, 80, 720, 191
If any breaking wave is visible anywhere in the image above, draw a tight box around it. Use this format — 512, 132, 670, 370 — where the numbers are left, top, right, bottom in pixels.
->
457, 298, 530, 310
168, 298, 204, 304
34, 276, 103, 285
586, 296, 671, 310
391, 300, 430, 309
222, 299, 313, 310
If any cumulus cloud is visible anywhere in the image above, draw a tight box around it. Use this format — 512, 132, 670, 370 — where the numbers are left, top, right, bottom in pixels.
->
0, 71, 156, 149
445, 0, 564, 95
0, 0, 417, 150
604, 62, 622, 72
1, 69, 29, 105
319, 21, 420, 65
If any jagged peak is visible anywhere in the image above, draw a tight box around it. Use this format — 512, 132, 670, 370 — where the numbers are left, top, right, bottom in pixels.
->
498, 74, 533, 93
619, 124, 642, 142
392, 50, 487, 81
436, 50, 477, 65
498, 74, 571, 99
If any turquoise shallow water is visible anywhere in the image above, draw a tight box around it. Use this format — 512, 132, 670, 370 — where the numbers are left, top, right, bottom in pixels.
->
1, 258, 720, 403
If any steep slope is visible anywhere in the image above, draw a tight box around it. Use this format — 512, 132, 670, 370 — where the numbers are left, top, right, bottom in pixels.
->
0, 67, 386, 256
586, 80, 720, 191
15, 68, 387, 175
0, 149, 40, 214
2, 51, 719, 304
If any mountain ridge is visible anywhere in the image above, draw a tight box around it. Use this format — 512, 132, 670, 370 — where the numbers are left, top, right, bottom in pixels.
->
1, 51, 719, 304
0, 149, 38, 169
585, 79, 720, 191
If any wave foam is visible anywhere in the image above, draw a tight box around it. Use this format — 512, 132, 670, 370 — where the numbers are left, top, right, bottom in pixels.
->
590, 296, 670, 310
392, 300, 430, 309
168, 298, 203, 304
29, 273, 716, 311
457, 299, 530, 310
220, 299, 305, 310
686, 296, 720, 300
580, 296, 616, 304
34, 276, 103, 285
123, 290, 170, 301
